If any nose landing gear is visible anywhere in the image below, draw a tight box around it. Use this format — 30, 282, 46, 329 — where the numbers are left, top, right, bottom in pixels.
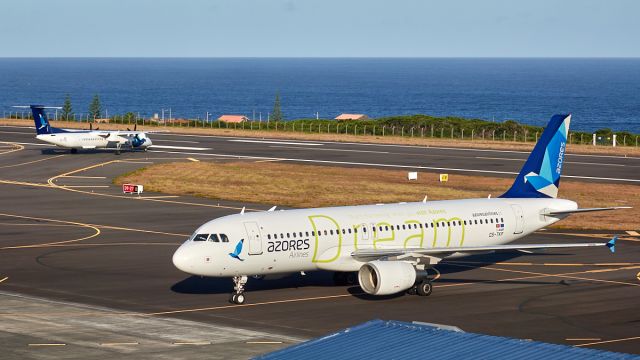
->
229, 275, 248, 305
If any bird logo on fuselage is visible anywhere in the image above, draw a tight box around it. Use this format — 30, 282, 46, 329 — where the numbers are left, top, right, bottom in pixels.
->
229, 239, 245, 261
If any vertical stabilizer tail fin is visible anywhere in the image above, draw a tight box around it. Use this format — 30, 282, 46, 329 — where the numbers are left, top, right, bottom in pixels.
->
31, 105, 52, 135
500, 114, 571, 199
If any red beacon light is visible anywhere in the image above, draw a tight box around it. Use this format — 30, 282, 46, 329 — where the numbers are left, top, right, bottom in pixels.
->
122, 183, 143, 195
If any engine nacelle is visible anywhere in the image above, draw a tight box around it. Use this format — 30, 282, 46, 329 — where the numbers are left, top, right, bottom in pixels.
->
358, 260, 416, 295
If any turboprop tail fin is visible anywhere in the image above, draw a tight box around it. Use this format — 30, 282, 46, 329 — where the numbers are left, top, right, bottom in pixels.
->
500, 114, 571, 198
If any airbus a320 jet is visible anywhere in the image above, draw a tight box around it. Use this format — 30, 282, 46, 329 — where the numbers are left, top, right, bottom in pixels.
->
25, 105, 152, 154
172, 114, 627, 304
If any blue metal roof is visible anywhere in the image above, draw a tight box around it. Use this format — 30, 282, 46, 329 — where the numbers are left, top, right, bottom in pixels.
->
256, 319, 639, 360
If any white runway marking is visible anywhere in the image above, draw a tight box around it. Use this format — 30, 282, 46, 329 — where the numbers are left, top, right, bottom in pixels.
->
146, 149, 640, 183
476, 156, 629, 167
152, 139, 200, 144
228, 139, 323, 146
149, 145, 211, 151
270, 145, 390, 154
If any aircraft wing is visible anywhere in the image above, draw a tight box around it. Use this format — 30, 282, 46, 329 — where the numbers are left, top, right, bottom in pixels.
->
351, 237, 617, 260
544, 206, 631, 216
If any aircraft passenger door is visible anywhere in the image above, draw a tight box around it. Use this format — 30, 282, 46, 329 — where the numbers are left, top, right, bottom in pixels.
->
244, 222, 263, 255
511, 205, 524, 234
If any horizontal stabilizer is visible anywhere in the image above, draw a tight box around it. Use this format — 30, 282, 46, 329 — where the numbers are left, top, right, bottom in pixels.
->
544, 206, 631, 216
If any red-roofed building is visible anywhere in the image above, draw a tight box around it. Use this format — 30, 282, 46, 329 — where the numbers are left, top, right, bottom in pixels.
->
218, 115, 249, 123
335, 113, 368, 121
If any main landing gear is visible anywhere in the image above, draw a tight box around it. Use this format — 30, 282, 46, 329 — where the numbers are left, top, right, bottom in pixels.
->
406, 279, 433, 297
70, 148, 78, 154
230, 275, 248, 305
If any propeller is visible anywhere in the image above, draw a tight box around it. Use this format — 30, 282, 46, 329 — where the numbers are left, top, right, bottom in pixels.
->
134, 123, 137, 131
89, 123, 92, 131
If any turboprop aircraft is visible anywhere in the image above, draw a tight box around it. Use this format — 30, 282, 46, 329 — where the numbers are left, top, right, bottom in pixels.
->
24, 105, 152, 154
172, 114, 628, 305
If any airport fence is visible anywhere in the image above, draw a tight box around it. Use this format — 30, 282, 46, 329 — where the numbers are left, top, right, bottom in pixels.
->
3, 110, 639, 147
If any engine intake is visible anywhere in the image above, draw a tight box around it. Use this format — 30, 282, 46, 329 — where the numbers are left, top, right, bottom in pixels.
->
358, 260, 416, 295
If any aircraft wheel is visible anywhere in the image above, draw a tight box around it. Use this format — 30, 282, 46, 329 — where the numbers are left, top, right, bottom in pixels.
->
235, 293, 246, 304
416, 281, 433, 297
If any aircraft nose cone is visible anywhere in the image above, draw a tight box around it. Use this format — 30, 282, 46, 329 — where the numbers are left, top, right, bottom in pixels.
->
172, 246, 193, 273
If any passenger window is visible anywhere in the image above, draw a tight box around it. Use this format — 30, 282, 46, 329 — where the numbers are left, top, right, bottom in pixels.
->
490, 219, 494, 223
330, 230, 334, 235
220, 234, 229, 243
354, 228, 358, 233
306, 231, 309, 237
280, 233, 284, 239
267, 234, 271, 240
474, 220, 478, 225
324, 230, 328, 235
210, 234, 220, 242
363, 227, 367, 233
348, 228, 352, 234
193, 234, 209, 242
501, 217, 504, 222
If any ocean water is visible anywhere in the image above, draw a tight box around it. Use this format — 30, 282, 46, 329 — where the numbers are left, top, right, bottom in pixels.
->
0, 58, 639, 133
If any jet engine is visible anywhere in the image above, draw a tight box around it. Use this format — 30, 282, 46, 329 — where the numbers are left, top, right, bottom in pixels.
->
358, 260, 416, 295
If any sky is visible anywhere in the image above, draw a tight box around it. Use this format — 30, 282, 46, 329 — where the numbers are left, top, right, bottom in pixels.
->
1, 0, 639, 57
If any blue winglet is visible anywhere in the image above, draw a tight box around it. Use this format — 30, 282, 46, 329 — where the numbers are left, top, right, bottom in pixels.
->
606, 236, 617, 253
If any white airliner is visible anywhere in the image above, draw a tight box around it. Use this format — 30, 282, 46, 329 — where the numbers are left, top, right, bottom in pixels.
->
172, 114, 627, 304
24, 105, 152, 154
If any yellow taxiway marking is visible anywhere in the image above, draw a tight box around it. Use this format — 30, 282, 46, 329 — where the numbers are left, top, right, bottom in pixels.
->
0, 213, 100, 250
100, 342, 139, 346
0, 179, 54, 188
254, 159, 281, 163
447, 260, 640, 267
450, 263, 640, 288
28, 343, 66, 347
0, 154, 65, 169
172, 341, 211, 345
147, 293, 356, 316
575, 336, 640, 347
60, 175, 107, 179
187, 157, 199, 162
0, 277, 8, 284
0, 142, 24, 156
627, 231, 640, 236
45, 159, 261, 212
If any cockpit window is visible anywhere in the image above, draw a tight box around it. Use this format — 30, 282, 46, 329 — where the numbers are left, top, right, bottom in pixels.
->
220, 234, 229, 243
209, 234, 220, 242
193, 233, 209, 241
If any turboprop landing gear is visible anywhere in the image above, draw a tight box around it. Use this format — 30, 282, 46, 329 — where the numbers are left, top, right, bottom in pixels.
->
70, 148, 78, 154
115, 143, 122, 155
230, 275, 248, 305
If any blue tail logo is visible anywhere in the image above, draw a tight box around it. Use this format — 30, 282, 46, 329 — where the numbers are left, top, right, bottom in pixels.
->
229, 239, 245, 261
31, 105, 52, 135
501, 114, 571, 199
606, 236, 617, 253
